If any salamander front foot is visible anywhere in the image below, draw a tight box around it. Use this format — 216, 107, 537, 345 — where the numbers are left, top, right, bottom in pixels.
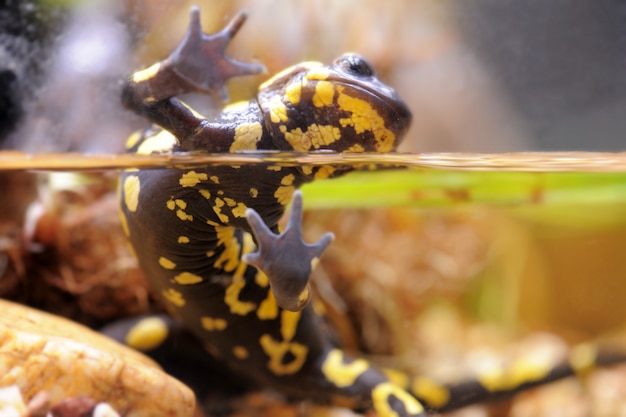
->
167, 7, 266, 101
243, 190, 333, 311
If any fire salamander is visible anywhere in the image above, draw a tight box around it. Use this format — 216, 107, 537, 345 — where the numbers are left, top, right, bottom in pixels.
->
118, 7, 626, 417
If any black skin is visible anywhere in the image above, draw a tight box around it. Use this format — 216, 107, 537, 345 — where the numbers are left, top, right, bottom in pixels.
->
120, 7, 422, 417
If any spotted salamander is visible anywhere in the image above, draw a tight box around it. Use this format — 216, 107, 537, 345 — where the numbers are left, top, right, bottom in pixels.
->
118, 7, 626, 417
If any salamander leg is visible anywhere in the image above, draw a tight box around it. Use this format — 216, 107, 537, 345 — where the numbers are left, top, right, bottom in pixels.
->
121, 6, 265, 143
165, 6, 266, 100
244, 190, 333, 311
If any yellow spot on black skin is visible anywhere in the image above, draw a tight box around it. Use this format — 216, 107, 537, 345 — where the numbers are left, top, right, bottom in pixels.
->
312, 81, 335, 107
282, 174, 295, 186
255, 271, 269, 287
411, 377, 450, 409
201, 316, 228, 331
219, 227, 257, 316
136, 129, 177, 155
314, 166, 336, 180
180, 171, 208, 187
260, 62, 316, 90
132, 62, 161, 83
199, 189, 211, 199
125, 131, 142, 149
372, 383, 425, 417
285, 81, 302, 105
274, 186, 294, 205
178, 236, 190, 244
305, 67, 330, 81
241, 232, 255, 254
274, 174, 296, 205
254, 269, 279, 320
158, 256, 176, 269
337, 93, 395, 152
321, 349, 369, 387
174, 271, 204, 285
347, 143, 365, 152
268, 96, 289, 123
383, 368, 410, 389
297, 286, 310, 307
176, 209, 193, 221
224, 276, 256, 315
212, 198, 230, 223
162, 288, 185, 307
210, 175, 220, 184
125, 317, 169, 351
213, 227, 240, 271
232, 203, 248, 218
308, 124, 341, 149
119, 211, 130, 237
477, 354, 553, 392
280, 310, 300, 340
123, 175, 140, 213
281, 126, 310, 152
257, 291, 279, 320
167, 198, 193, 221
230, 122, 263, 151
258, 310, 308, 374
180, 101, 206, 120
249, 188, 259, 198
259, 335, 308, 375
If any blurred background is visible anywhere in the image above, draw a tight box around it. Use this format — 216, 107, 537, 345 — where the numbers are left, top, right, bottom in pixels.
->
1, 0, 625, 152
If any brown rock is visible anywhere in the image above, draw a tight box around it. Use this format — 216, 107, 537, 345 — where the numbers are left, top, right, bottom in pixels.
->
0, 299, 195, 417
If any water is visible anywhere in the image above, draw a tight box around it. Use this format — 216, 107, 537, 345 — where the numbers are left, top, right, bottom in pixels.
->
2, 150, 626, 172
4, 150, 626, 211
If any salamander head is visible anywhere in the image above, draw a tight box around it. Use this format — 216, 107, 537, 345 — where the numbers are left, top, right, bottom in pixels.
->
258, 53, 411, 153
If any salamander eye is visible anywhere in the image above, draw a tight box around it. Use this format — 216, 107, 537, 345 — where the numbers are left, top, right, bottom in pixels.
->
335, 54, 375, 77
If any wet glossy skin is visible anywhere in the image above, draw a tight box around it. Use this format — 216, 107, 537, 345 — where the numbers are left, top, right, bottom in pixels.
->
120, 49, 422, 415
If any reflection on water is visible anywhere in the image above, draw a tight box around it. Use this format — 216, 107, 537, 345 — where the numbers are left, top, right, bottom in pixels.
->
2, 151, 626, 172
